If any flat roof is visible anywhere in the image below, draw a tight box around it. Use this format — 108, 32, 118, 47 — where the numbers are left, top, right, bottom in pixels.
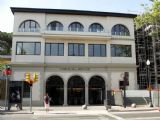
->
11, 7, 137, 18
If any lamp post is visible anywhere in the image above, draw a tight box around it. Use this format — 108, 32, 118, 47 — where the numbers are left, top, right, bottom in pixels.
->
146, 60, 153, 107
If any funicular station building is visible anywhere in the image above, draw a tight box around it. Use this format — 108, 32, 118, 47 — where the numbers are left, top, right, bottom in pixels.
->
10, 7, 137, 106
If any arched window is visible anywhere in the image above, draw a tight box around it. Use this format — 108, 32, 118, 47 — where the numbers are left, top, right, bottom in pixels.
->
68, 22, 84, 32
47, 21, 63, 31
111, 24, 130, 36
89, 23, 104, 32
19, 20, 40, 32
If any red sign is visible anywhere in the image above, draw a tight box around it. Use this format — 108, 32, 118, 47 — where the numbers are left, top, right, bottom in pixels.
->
3, 69, 12, 75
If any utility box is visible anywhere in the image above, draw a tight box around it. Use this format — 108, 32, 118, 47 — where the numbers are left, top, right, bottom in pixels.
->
112, 90, 123, 106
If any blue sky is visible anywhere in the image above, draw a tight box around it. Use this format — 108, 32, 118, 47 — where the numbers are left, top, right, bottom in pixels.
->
0, 0, 152, 32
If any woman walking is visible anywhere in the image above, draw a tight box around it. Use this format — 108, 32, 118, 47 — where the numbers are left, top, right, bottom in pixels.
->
44, 93, 50, 112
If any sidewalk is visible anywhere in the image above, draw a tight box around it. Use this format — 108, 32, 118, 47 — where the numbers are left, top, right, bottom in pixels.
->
109, 105, 157, 112
0, 105, 158, 115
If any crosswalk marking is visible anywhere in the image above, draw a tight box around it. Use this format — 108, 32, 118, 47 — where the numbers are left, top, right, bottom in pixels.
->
129, 116, 160, 120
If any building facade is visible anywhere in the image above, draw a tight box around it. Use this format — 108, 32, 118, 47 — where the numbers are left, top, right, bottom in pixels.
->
11, 7, 137, 106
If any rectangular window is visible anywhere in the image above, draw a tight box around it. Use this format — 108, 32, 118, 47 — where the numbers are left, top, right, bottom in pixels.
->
16, 42, 22, 55
16, 42, 41, 55
45, 43, 51, 56
111, 44, 132, 57
68, 43, 85, 56
45, 43, 64, 56
88, 44, 106, 57
51, 44, 58, 56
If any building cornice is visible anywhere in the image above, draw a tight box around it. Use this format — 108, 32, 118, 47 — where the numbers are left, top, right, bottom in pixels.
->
13, 32, 42, 37
111, 36, 135, 40
11, 62, 137, 68
11, 7, 137, 18
42, 31, 111, 41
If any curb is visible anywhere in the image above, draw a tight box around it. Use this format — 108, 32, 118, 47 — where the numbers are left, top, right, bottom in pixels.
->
108, 108, 157, 112
0, 110, 34, 114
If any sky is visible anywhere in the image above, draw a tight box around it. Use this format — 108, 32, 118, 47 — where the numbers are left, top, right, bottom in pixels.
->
0, 0, 153, 32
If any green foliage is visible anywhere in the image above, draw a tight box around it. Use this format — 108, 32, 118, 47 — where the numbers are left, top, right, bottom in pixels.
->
0, 64, 5, 72
0, 31, 12, 55
135, 0, 160, 29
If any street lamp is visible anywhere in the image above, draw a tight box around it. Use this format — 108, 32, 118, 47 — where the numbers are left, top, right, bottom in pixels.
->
146, 59, 153, 107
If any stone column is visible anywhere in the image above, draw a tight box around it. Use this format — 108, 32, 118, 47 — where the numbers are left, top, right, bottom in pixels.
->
107, 71, 111, 90
106, 71, 111, 105
63, 83, 68, 106
85, 83, 89, 105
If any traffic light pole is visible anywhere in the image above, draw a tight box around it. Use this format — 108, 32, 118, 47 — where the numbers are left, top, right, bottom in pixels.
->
123, 72, 128, 108
30, 85, 32, 113
5, 75, 8, 110
123, 79, 126, 108
25, 72, 39, 113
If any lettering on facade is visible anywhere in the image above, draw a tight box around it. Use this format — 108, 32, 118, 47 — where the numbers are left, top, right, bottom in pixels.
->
59, 67, 90, 71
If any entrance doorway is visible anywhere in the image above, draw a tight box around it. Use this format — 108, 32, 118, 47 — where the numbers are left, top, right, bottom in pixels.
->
46, 76, 64, 105
89, 76, 105, 105
68, 76, 85, 105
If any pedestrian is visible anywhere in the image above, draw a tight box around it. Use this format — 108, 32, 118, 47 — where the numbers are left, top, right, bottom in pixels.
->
44, 93, 50, 112
15, 90, 21, 110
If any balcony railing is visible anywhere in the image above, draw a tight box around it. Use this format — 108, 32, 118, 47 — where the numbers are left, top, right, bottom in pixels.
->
18, 28, 40, 32
42, 30, 111, 40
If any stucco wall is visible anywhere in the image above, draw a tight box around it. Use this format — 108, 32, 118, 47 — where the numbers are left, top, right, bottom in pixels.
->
12, 12, 136, 64
11, 66, 137, 103
10, 11, 138, 105
13, 13, 135, 38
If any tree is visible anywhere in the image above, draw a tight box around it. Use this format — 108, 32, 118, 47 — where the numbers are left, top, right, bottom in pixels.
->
135, 0, 160, 30
0, 31, 12, 55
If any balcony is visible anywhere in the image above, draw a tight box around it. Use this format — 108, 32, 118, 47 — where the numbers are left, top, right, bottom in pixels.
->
42, 30, 111, 41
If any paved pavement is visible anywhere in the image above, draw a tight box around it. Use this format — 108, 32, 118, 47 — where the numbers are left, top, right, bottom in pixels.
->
113, 111, 160, 120
0, 105, 160, 120
0, 105, 158, 114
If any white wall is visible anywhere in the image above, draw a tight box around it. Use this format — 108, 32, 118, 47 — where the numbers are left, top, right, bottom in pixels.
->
11, 11, 138, 96
126, 90, 149, 97
12, 12, 136, 65
12, 67, 137, 102
13, 13, 135, 38
12, 37, 135, 64
111, 71, 137, 90
12, 36, 45, 63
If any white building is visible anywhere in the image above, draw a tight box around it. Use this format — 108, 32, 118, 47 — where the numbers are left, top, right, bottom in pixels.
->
11, 7, 137, 106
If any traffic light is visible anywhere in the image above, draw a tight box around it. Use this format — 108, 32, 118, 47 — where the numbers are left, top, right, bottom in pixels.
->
124, 72, 129, 82
3, 65, 12, 75
25, 73, 31, 84
33, 73, 38, 83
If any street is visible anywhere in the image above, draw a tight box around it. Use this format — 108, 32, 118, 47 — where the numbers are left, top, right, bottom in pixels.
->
1, 111, 160, 120
0, 114, 116, 120
113, 111, 160, 120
